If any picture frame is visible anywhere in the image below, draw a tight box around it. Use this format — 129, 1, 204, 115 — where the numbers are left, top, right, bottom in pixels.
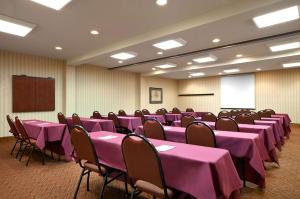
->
149, 87, 163, 104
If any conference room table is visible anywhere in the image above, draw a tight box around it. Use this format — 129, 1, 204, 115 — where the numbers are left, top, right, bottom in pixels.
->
165, 113, 182, 122
144, 114, 166, 123
90, 131, 242, 199
66, 117, 116, 132
135, 126, 266, 187
181, 112, 198, 117
23, 120, 73, 161
101, 116, 142, 131
272, 114, 292, 136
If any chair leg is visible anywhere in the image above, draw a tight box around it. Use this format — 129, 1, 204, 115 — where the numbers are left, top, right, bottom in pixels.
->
99, 175, 108, 199
19, 144, 29, 161
10, 139, 19, 155
73, 168, 85, 199
15, 142, 24, 159
26, 146, 34, 166
130, 187, 136, 199
87, 171, 90, 191
41, 149, 45, 165
124, 173, 129, 196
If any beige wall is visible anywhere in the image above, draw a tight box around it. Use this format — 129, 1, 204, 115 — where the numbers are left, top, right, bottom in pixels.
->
140, 76, 178, 113
178, 69, 300, 123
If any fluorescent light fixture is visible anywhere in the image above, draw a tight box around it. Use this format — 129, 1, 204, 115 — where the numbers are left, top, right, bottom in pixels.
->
155, 63, 176, 69
110, 52, 137, 60
153, 38, 186, 50
212, 38, 221, 43
90, 30, 99, 35
193, 55, 217, 63
156, 0, 167, 6
55, 46, 63, 50
31, 0, 72, 10
224, 68, 240, 73
190, 72, 205, 77
282, 62, 300, 68
0, 15, 35, 37
269, 42, 300, 52
253, 6, 299, 28
256, 68, 262, 71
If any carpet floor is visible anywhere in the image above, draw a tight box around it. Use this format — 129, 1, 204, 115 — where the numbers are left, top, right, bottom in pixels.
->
0, 125, 299, 199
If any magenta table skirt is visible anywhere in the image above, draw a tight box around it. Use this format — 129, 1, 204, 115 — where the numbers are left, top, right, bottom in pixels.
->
66, 117, 103, 132
117, 116, 142, 131
90, 131, 242, 199
165, 113, 182, 122
144, 114, 166, 124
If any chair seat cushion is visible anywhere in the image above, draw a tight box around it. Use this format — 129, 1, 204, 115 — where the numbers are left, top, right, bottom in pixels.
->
84, 162, 107, 173
136, 180, 174, 198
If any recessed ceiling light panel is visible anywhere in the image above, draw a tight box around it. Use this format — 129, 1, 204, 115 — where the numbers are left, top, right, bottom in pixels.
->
190, 72, 205, 77
153, 38, 186, 50
224, 68, 240, 73
31, 0, 72, 10
90, 30, 99, 35
283, 62, 300, 68
212, 38, 221, 43
269, 42, 300, 52
193, 55, 217, 63
155, 63, 176, 69
110, 52, 137, 60
253, 5, 299, 28
0, 15, 36, 37
156, 0, 167, 6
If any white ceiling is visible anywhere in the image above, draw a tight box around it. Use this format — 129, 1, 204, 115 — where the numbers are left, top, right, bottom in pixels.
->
0, 0, 300, 79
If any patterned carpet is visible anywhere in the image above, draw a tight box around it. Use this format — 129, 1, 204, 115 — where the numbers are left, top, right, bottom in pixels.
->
0, 125, 299, 199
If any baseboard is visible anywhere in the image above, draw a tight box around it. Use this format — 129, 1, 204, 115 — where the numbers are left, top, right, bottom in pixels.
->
0, 136, 14, 141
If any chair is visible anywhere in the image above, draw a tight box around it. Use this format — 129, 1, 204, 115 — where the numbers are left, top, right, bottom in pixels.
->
14, 117, 45, 166
121, 134, 175, 199
215, 117, 239, 132
53, 112, 70, 160
6, 115, 23, 156
57, 112, 68, 124
118, 109, 127, 116
265, 109, 275, 115
235, 113, 255, 124
72, 113, 83, 126
218, 111, 232, 117
71, 125, 127, 199
202, 112, 217, 122
92, 111, 102, 119
240, 109, 251, 114
181, 115, 195, 128
230, 109, 240, 117
161, 108, 168, 114
142, 109, 150, 115
134, 110, 146, 125
186, 108, 194, 112
172, 107, 181, 114
156, 109, 165, 115
249, 111, 261, 120
185, 122, 216, 147
108, 112, 132, 134
258, 110, 271, 118
143, 119, 166, 140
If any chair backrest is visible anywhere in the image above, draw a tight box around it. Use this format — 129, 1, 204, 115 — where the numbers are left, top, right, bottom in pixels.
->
172, 107, 181, 114
92, 111, 102, 119
142, 109, 150, 115
181, 115, 195, 128
156, 109, 165, 115
72, 113, 82, 126
121, 134, 167, 191
143, 119, 166, 140
249, 111, 261, 120
240, 109, 251, 114
118, 109, 127, 116
215, 117, 239, 132
134, 110, 145, 124
230, 109, 240, 117
235, 113, 255, 124
161, 108, 168, 114
14, 117, 30, 142
108, 112, 121, 127
57, 112, 67, 124
265, 109, 275, 115
70, 125, 103, 174
218, 111, 232, 117
202, 112, 217, 122
6, 115, 19, 138
258, 110, 271, 118
185, 122, 216, 147
186, 108, 194, 112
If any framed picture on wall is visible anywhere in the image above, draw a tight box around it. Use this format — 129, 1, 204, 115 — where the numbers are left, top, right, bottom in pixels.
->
149, 87, 163, 104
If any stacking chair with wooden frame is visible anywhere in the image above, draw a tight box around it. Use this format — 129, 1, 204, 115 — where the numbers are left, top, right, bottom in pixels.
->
92, 111, 102, 119
134, 110, 146, 125
121, 134, 175, 199
235, 113, 255, 125
72, 113, 83, 126
218, 110, 232, 118
172, 107, 181, 114
181, 115, 195, 128
108, 112, 132, 134
156, 109, 168, 125
118, 109, 127, 117
201, 112, 217, 122
240, 109, 251, 114
265, 109, 275, 115
185, 108, 194, 112
6, 115, 23, 156
142, 109, 151, 115
185, 122, 216, 147
15, 117, 45, 166
215, 117, 239, 132
143, 119, 166, 141
161, 108, 168, 114
249, 111, 261, 121
71, 125, 127, 199
230, 109, 240, 117
258, 110, 271, 118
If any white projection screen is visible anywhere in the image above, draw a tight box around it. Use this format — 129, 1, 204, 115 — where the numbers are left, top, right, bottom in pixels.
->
220, 74, 255, 109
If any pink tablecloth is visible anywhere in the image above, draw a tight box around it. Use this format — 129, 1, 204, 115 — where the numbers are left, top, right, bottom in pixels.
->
67, 117, 102, 132
118, 116, 142, 131
23, 120, 73, 161
165, 113, 182, 122
90, 131, 242, 199
135, 126, 265, 187
181, 112, 198, 117
255, 120, 283, 149
272, 114, 291, 137
144, 114, 166, 124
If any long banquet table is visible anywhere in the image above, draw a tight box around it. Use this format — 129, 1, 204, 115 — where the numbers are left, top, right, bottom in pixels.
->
66, 117, 116, 132
135, 125, 266, 187
90, 131, 242, 199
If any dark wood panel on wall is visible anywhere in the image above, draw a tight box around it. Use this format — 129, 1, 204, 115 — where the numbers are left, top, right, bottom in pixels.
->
12, 75, 55, 112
